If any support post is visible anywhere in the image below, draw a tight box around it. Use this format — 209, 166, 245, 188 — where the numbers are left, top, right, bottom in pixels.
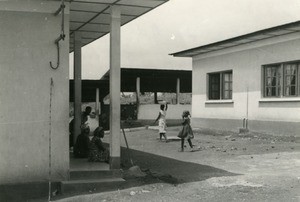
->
109, 5, 121, 169
136, 77, 140, 114
73, 32, 82, 145
176, 78, 180, 105
154, 92, 158, 104
95, 88, 100, 126
136, 77, 140, 104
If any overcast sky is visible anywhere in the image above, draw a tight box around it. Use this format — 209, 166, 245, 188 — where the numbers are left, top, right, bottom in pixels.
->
69, 0, 300, 79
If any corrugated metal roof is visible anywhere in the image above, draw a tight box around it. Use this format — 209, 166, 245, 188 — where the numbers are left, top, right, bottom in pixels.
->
170, 20, 300, 57
56, 0, 168, 52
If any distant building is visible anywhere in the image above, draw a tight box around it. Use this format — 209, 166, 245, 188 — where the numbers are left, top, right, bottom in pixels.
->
70, 68, 192, 122
171, 21, 300, 136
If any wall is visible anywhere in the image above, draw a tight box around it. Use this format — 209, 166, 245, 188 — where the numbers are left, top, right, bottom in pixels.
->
138, 104, 191, 120
0, 0, 70, 184
192, 32, 300, 135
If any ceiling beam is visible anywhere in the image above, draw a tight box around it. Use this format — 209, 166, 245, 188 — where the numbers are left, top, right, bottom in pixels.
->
70, 0, 122, 35
71, 0, 154, 9
70, 29, 106, 33
71, 9, 138, 17
70, 20, 110, 25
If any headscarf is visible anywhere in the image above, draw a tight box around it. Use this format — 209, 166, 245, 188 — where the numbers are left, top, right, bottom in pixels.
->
182, 110, 190, 118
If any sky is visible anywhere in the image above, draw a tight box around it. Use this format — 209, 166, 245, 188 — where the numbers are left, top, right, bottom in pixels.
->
69, 0, 300, 79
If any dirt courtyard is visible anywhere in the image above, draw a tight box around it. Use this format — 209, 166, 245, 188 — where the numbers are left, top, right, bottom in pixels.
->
58, 127, 300, 202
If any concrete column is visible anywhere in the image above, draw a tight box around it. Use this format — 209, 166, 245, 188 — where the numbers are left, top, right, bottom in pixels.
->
95, 88, 100, 126
109, 5, 121, 169
136, 77, 140, 119
73, 32, 82, 145
176, 78, 180, 105
136, 77, 140, 105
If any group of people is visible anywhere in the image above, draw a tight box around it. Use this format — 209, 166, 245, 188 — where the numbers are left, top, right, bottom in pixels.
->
154, 101, 195, 152
70, 106, 109, 163
70, 102, 194, 161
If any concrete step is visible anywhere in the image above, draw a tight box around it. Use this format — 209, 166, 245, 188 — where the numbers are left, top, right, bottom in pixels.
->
60, 178, 125, 195
69, 170, 122, 180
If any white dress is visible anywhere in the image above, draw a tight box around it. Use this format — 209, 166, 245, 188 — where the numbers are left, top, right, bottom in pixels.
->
158, 109, 167, 133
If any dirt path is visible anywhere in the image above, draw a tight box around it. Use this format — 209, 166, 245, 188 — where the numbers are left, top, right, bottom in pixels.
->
57, 127, 300, 202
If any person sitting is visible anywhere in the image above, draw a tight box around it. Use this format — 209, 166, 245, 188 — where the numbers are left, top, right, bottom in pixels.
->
88, 127, 109, 163
73, 124, 90, 158
69, 106, 92, 148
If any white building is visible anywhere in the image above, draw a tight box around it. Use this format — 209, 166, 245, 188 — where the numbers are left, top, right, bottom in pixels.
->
172, 21, 300, 136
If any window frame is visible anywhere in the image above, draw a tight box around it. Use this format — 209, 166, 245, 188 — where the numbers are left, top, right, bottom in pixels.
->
283, 62, 298, 97
262, 61, 300, 98
208, 70, 233, 100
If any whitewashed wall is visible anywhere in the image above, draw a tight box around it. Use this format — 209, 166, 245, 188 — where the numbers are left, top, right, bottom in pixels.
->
0, 1, 70, 184
138, 104, 191, 120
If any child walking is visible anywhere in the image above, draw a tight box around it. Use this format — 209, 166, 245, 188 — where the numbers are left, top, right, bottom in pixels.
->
178, 110, 194, 152
154, 101, 168, 142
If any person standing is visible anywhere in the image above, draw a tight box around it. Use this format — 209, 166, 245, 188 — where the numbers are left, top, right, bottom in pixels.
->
81, 106, 92, 125
154, 101, 168, 142
178, 110, 194, 152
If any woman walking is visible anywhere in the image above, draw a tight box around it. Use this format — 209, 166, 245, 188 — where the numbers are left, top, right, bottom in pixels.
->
154, 101, 168, 142
178, 110, 194, 152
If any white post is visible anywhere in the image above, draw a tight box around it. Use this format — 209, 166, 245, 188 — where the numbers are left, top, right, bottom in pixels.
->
176, 78, 180, 105
95, 88, 100, 125
109, 5, 121, 169
136, 77, 140, 117
73, 32, 82, 145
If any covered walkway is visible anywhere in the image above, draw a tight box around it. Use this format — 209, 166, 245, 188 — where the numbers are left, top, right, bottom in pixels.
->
68, 0, 169, 169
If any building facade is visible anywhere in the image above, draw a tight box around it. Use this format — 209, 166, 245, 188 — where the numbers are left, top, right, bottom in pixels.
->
172, 21, 300, 136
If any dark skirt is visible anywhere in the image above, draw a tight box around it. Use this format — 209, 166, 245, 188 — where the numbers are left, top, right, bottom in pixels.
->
88, 149, 109, 162
178, 124, 194, 139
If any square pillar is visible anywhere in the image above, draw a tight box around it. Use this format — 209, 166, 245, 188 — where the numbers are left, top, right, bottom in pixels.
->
109, 5, 121, 169
136, 77, 140, 117
176, 78, 180, 105
95, 88, 100, 120
73, 32, 82, 145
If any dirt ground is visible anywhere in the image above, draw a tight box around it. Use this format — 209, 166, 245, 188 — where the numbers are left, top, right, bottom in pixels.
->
57, 127, 300, 202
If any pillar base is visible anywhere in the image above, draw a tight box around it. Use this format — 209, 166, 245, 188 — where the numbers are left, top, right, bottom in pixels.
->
110, 156, 120, 170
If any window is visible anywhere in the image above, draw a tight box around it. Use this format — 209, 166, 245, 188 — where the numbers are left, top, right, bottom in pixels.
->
208, 71, 232, 100
263, 62, 299, 97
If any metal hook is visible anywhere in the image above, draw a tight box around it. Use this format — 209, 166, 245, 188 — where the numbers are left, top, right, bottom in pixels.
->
50, 41, 60, 70
49, 0, 65, 70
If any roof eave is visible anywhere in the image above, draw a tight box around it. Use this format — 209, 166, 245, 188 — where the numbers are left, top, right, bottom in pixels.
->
170, 20, 300, 58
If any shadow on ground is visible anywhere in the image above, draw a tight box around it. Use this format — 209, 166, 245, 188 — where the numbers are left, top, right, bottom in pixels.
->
120, 146, 238, 188
0, 146, 238, 202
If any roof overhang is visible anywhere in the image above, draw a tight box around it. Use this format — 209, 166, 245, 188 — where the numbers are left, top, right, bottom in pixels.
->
59, 0, 168, 52
170, 20, 300, 57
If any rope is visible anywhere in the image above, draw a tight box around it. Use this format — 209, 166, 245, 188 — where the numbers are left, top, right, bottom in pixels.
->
50, 0, 65, 70
48, 78, 54, 202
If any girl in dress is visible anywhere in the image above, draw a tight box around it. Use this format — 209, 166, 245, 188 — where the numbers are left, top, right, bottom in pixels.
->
178, 110, 194, 152
154, 102, 168, 142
